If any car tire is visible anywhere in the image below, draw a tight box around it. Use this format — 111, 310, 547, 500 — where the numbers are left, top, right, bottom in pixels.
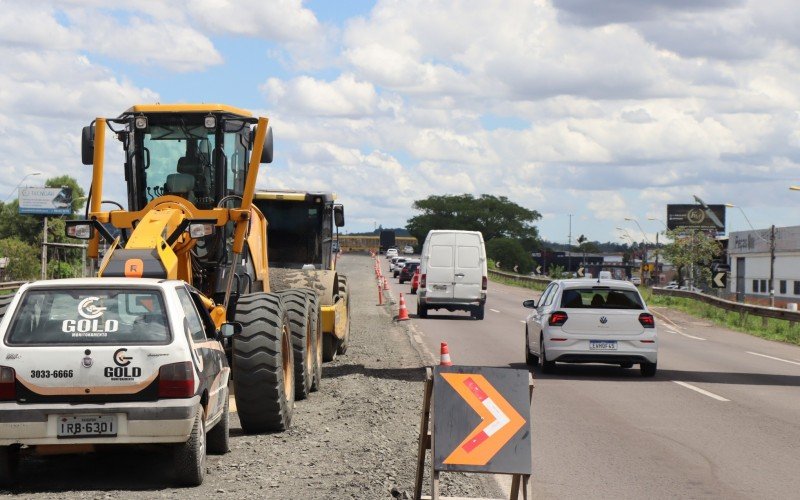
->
471, 305, 485, 320
232, 292, 295, 433
410, 287, 417, 295
640, 361, 657, 377
0, 445, 19, 487
173, 407, 206, 486
280, 289, 317, 400
525, 329, 538, 366
539, 336, 555, 373
206, 394, 230, 455
417, 302, 428, 318
399, 278, 405, 284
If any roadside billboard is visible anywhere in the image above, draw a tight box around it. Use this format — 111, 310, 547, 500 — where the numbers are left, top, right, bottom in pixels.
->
18, 187, 73, 216
667, 204, 725, 233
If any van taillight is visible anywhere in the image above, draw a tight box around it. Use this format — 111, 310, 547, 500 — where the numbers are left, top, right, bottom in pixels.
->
421, 274, 426, 288
158, 362, 195, 398
639, 313, 655, 328
0, 366, 15, 401
482, 276, 488, 290
549, 311, 568, 326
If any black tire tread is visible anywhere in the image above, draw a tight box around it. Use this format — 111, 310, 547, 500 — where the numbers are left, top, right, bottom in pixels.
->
279, 290, 315, 400
232, 292, 294, 433
173, 407, 205, 486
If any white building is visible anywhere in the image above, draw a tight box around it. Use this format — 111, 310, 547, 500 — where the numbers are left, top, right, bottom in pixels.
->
728, 225, 800, 303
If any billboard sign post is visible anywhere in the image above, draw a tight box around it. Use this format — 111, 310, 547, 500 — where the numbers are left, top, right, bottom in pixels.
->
18, 187, 73, 216
667, 204, 726, 234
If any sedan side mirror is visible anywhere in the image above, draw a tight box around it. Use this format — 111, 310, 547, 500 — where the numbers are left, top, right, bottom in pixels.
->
522, 299, 537, 309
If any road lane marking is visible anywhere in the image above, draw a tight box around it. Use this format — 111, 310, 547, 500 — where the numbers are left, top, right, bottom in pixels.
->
490, 308, 501, 313
673, 381, 729, 401
653, 310, 706, 340
746, 351, 800, 366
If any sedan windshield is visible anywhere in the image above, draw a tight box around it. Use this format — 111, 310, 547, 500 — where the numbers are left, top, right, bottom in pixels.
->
560, 288, 644, 309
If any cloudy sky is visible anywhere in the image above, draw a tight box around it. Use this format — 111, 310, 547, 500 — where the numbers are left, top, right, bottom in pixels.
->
1, 0, 798, 244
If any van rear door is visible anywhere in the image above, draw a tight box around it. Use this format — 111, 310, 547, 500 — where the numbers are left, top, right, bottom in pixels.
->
453, 232, 482, 301
425, 232, 455, 300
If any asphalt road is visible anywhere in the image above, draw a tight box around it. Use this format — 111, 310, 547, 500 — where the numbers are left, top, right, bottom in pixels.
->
380, 258, 800, 499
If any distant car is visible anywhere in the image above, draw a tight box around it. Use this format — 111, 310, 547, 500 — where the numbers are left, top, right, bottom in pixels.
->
679, 285, 702, 293
410, 268, 420, 294
630, 276, 641, 286
385, 248, 398, 259
403, 245, 414, 255
392, 257, 408, 277
523, 278, 658, 377
398, 260, 420, 283
663, 281, 679, 290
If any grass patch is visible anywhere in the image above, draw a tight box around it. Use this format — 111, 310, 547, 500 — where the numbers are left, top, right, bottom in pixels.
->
640, 288, 800, 346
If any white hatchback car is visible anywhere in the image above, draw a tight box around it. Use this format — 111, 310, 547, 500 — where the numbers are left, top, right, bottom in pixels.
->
385, 248, 398, 259
0, 278, 232, 486
523, 279, 657, 376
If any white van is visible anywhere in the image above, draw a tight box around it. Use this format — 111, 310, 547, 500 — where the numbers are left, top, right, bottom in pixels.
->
417, 230, 488, 320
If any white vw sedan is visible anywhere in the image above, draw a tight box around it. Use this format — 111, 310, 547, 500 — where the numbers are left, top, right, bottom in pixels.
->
523, 279, 658, 376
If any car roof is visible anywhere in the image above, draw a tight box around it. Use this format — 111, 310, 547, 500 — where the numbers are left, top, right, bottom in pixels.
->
556, 278, 639, 291
22, 278, 183, 291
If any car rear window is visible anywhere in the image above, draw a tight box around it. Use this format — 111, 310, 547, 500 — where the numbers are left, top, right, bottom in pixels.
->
560, 288, 644, 309
5, 288, 171, 345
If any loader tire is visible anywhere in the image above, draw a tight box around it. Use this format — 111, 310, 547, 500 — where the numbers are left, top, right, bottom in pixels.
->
336, 276, 351, 356
232, 292, 295, 433
280, 289, 320, 400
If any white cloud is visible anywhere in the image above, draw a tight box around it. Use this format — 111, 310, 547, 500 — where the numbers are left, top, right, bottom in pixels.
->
262, 74, 379, 117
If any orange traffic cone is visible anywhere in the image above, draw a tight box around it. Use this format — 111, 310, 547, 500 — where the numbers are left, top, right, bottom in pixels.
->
397, 293, 410, 321
440, 342, 453, 366
383, 276, 390, 291
378, 283, 383, 305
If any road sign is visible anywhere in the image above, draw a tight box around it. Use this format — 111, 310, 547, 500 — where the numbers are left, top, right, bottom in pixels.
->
712, 272, 727, 288
536, 265, 542, 274
433, 366, 531, 474
577, 267, 585, 277
513, 265, 519, 273
496, 261, 501, 269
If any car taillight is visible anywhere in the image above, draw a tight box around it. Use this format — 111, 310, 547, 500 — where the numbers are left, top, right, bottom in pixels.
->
421, 274, 426, 288
0, 366, 15, 401
158, 361, 195, 398
482, 276, 488, 290
549, 311, 568, 326
639, 313, 655, 328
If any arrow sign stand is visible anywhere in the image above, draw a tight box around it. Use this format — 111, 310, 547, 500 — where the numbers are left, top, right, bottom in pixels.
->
414, 366, 534, 500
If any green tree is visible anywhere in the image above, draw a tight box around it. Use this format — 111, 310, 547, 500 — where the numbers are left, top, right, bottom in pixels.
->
486, 238, 534, 274
45, 175, 86, 214
548, 264, 567, 280
0, 238, 40, 281
406, 194, 541, 245
661, 229, 722, 287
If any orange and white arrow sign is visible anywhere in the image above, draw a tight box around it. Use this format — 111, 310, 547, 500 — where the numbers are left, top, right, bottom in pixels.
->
441, 373, 526, 466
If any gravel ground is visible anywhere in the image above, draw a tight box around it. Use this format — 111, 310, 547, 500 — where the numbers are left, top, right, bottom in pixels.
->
4, 254, 502, 499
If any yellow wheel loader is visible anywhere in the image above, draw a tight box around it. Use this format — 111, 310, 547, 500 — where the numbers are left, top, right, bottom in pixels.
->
67, 104, 321, 433
253, 191, 350, 363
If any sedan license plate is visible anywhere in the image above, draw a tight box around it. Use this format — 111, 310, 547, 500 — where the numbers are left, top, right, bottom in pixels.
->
589, 340, 618, 351
57, 415, 117, 438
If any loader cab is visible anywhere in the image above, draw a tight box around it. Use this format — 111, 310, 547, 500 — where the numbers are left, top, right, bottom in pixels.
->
123, 110, 259, 211
253, 191, 342, 270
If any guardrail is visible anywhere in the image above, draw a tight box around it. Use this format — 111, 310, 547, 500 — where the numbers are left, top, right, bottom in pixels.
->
0, 281, 25, 293
652, 287, 800, 322
488, 269, 551, 286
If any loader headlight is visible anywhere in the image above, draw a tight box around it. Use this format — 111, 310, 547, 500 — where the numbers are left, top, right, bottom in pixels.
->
188, 223, 214, 239
204, 114, 216, 129
134, 115, 148, 129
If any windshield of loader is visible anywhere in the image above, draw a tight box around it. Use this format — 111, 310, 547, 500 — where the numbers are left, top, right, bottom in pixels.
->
256, 200, 331, 268
137, 118, 248, 209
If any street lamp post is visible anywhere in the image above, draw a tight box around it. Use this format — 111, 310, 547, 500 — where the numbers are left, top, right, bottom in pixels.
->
625, 217, 652, 285
647, 217, 666, 286
4, 172, 42, 203
725, 203, 775, 307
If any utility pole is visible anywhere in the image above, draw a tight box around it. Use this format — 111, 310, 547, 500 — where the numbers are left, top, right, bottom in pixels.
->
653, 232, 659, 286
40, 217, 47, 280
770, 224, 775, 307
567, 214, 573, 275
